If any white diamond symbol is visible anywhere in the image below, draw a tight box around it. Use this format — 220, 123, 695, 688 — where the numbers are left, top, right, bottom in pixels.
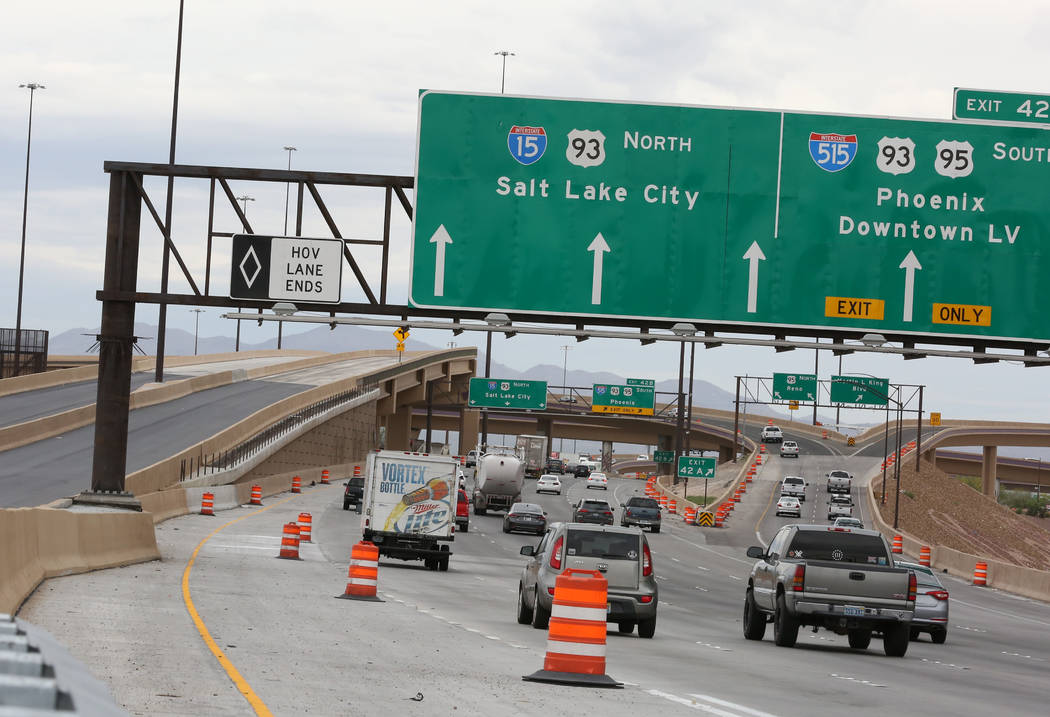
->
239, 245, 262, 287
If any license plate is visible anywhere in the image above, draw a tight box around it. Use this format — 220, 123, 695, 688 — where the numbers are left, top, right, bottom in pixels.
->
843, 605, 865, 617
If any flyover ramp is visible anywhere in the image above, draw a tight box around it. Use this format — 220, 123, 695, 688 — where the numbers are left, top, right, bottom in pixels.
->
17, 474, 1050, 716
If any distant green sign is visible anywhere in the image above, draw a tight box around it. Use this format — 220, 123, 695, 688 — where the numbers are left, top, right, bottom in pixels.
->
772, 372, 817, 402
830, 375, 889, 406
677, 456, 716, 479
954, 88, 1050, 127
592, 381, 655, 416
468, 378, 547, 410
626, 378, 655, 387
654, 450, 674, 464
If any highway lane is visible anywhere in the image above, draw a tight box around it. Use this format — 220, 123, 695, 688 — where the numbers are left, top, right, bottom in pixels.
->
0, 371, 189, 428
0, 355, 401, 508
18, 471, 1050, 716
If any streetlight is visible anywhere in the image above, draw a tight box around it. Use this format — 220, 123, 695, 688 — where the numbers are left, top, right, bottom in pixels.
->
236, 195, 255, 217
560, 344, 572, 451
13, 82, 45, 378
671, 323, 697, 483
189, 309, 204, 355
282, 146, 297, 235
494, 51, 515, 93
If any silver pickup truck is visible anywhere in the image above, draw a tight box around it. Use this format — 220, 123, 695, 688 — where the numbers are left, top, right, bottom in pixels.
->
743, 524, 916, 656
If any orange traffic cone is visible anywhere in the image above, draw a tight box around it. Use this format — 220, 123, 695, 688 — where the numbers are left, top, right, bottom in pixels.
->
200, 492, 215, 516
291, 476, 302, 494
337, 540, 383, 602
919, 546, 931, 566
353, 465, 362, 478
298, 512, 313, 542
522, 569, 622, 688
249, 485, 263, 506
891, 535, 903, 554
973, 561, 988, 586
278, 523, 301, 560
321, 469, 330, 485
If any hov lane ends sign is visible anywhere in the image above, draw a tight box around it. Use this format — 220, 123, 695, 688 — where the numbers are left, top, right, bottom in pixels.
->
230, 234, 343, 304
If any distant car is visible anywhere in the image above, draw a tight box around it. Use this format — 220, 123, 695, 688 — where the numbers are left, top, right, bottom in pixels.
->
503, 503, 548, 535
545, 458, 565, 474
761, 426, 784, 443
833, 516, 864, 529
535, 474, 562, 495
573, 464, 591, 478
455, 488, 470, 532
343, 475, 364, 510
517, 523, 657, 637
572, 498, 614, 525
465, 450, 479, 468
775, 495, 802, 518
826, 469, 853, 494
637, 454, 649, 461
586, 472, 609, 490
621, 496, 662, 532
780, 440, 800, 458
558, 395, 578, 404
827, 494, 854, 520
897, 561, 949, 644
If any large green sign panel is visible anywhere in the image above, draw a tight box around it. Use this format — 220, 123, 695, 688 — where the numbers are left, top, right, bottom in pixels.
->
830, 375, 889, 406
654, 450, 675, 464
954, 88, 1050, 127
412, 91, 1050, 343
772, 373, 817, 402
591, 381, 655, 416
677, 456, 716, 479
468, 378, 547, 410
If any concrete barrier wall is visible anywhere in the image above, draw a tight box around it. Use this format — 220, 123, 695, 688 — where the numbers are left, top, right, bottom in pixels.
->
0, 508, 160, 615
862, 466, 1050, 602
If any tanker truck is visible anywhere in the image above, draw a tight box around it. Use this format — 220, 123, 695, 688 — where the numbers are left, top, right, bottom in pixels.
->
472, 451, 525, 515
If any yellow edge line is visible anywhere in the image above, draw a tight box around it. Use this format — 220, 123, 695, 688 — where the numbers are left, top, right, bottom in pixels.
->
180, 487, 331, 716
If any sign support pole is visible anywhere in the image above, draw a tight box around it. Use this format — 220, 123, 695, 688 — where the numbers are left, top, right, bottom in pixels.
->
686, 342, 695, 455
675, 341, 685, 483
812, 339, 819, 426
881, 404, 890, 504
732, 376, 740, 464
915, 385, 924, 471
480, 331, 491, 451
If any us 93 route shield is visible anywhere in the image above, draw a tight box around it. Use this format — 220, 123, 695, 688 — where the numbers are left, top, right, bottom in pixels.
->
410, 90, 1050, 344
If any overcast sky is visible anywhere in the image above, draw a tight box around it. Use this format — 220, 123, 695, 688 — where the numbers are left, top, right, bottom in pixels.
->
3, 1, 1050, 425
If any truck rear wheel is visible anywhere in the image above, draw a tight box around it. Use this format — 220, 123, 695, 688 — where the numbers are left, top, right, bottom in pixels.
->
883, 623, 909, 657
848, 629, 872, 649
773, 594, 799, 647
743, 589, 766, 641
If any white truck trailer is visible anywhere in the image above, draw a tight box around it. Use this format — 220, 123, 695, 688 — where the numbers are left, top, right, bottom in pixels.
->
361, 450, 458, 571
473, 452, 525, 515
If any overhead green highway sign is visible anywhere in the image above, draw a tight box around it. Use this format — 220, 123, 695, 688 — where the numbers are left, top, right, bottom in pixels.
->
954, 88, 1050, 127
772, 373, 817, 402
468, 378, 547, 410
591, 380, 655, 416
411, 90, 1050, 344
830, 375, 889, 406
677, 456, 716, 479
654, 450, 674, 463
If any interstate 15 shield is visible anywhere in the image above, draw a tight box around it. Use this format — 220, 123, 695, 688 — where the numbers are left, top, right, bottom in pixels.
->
507, 125, 547, 165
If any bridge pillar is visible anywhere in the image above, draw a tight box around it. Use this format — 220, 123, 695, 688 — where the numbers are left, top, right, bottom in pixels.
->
458, 408, 480, 455
658, 435, 674, 476
718, 444, 734, 463
982, 445, 997, 498
601, 441, 613, 473
386, 405, 415, 451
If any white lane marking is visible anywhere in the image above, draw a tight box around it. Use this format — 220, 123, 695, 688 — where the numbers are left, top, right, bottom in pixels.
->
696, 566, 710, 571
954, 625, 987, 633
694, 586, 709, 592
647, 689, 780, 717
829, 674, 886, 688
670, 534, 754, 566
1000, 651, 1046, 662
508, 644, 528, 649
729, 575, 742, 581
464, 627, 481, 633
474, 576, 485, 581
484, 635, 501, 641
671, 557, 681, 562
920, 658, 970, 670
951, 598, 1050, 628
696, 641, 732, 652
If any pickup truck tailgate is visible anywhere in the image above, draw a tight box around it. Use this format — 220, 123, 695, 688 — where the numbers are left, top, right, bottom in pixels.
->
803, 561, 912, 607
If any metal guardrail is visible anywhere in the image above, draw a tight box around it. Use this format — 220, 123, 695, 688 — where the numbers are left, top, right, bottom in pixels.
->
178, 384, 375, 481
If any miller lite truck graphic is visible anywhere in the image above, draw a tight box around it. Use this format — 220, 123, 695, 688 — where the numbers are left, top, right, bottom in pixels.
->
361, 450, 458, 571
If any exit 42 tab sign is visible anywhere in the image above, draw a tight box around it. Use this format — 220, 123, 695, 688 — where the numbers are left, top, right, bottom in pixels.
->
230, 235, 343, 304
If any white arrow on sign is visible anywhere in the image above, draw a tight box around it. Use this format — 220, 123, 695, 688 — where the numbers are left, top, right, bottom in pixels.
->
588, 233, 611, 305
742, 242, 766, 313
899, 250, 922, 322
429, 224, 453, 297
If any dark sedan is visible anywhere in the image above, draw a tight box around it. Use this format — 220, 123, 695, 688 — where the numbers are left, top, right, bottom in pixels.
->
503, 502, 548, 535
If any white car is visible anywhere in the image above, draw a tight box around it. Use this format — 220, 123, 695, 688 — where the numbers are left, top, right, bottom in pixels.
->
761, 426, 783, 443
827, 494, 854, 520
535, 474, 562, 495
636, 454, 649, 461
586, 472, 609, 490
779, 440, 800, 458
775, 495, 802, 518
833, 516, 864, 529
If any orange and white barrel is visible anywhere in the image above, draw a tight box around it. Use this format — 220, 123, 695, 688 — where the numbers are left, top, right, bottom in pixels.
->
249, 485, 262, 505
298, 512, 313, 542
200, 492, 214, 516
278, 523, 301, 560
919, 545, 931, 567
321, 469, 330, 485
340, 540, 381, 600
291, 476, 302, 494
891, 535, 903, 554
973, 561, 988, 586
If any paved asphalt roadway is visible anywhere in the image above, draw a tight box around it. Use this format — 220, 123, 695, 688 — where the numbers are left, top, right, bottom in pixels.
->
19, 436, 1050, 716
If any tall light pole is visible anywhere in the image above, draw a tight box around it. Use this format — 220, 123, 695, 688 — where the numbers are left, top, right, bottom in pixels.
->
13, 82, 44, 378
155, 0, 186, 384
236, 195, 255, 216
560, 344, 572, 451
189, 308, 204, 355
282, 146, 297, 235
494, 51, 515, 93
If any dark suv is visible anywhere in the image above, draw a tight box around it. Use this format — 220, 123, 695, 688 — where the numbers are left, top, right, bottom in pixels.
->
343, 475, 364, 510
572, 498, 614, 525
545, 458, 565, 474
573, 464, 591, 478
